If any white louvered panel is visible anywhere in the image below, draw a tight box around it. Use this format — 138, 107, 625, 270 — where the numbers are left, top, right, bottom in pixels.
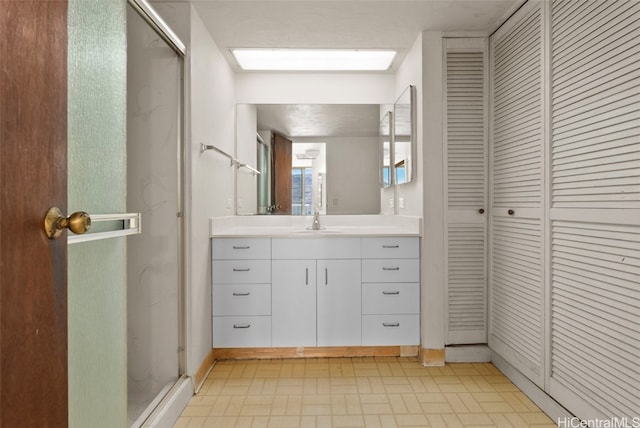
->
551, 0, 640, 209
444, 39, 488, 345
447, 51, 486, 209
447, 225, 486, 343
489, 0, 544, 386
489, 216, 544, 385
550, 220, 640, 419
491, 4, 543, 208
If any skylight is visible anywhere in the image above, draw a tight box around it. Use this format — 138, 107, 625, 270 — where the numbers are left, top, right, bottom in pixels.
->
231, 49, 396, 71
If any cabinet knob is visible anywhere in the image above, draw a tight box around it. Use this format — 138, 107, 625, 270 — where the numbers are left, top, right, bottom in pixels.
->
508, 209, 515, 216
478, 208, 485, 214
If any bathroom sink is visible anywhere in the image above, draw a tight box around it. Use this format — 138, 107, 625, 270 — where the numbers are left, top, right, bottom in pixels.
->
292, 228, 344, 234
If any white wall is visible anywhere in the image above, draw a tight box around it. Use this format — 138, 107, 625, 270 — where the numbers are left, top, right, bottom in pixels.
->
420, 32, 446, 352
187, 4, 237, 378
235, 73, 394, 104
156, 3, 238, 379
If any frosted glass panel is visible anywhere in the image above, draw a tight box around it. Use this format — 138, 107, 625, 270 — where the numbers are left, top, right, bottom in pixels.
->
126, 3, 183, 425
67, 0, 128, 427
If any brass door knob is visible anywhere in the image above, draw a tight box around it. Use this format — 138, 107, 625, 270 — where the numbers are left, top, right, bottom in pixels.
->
44, 207, 92, 239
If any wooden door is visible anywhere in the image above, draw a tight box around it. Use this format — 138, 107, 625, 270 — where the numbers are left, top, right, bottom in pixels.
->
271, 133, 292, 214
0, 1, 69, 426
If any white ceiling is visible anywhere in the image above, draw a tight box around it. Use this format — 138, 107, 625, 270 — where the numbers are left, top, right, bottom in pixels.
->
151, 1, 521, 137
153, 0, 520, 72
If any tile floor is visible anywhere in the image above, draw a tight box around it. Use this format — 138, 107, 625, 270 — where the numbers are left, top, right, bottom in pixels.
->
174, 357, 556, 428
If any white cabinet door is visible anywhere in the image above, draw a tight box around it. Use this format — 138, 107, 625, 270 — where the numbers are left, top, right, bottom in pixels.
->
316, 259, 362, 346
272, 260, 316, 347
489, 0, 545, 388
443, 38, 488, 345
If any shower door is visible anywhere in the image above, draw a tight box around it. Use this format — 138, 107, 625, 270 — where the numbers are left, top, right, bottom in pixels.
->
126, 2, 185, 426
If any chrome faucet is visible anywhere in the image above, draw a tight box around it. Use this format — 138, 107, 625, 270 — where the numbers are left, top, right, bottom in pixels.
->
311, 211, 321, 230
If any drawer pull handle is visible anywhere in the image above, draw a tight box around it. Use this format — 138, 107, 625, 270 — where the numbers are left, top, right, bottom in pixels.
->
233, 246, 250, 249
232, 292, 250, 296
382, 245, 399, 249
305, 268, 309, 285
383, 322, 400, 327
382, 267, 400, 271
233, 268, 250, 272
233, 323, 251, 329
383, 291, 400, 295
325, 268, 328, 285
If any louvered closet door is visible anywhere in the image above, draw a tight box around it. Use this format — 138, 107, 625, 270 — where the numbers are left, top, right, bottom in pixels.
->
549, 0, 640, 419
444, 38, 488, 345
489, 0, 545, 387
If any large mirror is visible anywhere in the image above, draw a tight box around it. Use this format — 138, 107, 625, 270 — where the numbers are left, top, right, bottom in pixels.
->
236, 104, 384, 215
394, 85, 416, 185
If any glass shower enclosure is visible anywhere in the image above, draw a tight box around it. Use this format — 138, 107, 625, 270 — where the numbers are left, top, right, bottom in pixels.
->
126, 1, 185, 426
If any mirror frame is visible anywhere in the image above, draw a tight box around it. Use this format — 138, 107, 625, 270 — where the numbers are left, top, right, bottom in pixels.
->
393, 85, 416, 186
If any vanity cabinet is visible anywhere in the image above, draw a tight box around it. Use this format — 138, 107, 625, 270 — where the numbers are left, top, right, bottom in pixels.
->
361, 237, 420, 346
272, 238, 362, 347
212, 238, 272, 348
211, 235, 419, 350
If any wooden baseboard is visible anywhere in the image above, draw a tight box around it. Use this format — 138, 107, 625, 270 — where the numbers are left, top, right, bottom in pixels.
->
194, 349, 215, 391
419, 348, 445, 366
211, 345, 419, 360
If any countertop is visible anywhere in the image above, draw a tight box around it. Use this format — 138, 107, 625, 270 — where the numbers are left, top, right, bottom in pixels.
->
210, 215, 422, 237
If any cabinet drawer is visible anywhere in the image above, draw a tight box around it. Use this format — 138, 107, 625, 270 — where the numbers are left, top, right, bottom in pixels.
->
362, 259, 419, 282
272, 238, 361, 259
362, 237, 419, 259
362, 283, 419, 314
213, 238, 271, 260
362, 315, 419, 346
213, 316, 271, 348
213, 283, 271, 316
213, 260, 271, 284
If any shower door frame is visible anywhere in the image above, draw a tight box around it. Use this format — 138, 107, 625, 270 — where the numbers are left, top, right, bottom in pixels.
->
126, 0, 188, 425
